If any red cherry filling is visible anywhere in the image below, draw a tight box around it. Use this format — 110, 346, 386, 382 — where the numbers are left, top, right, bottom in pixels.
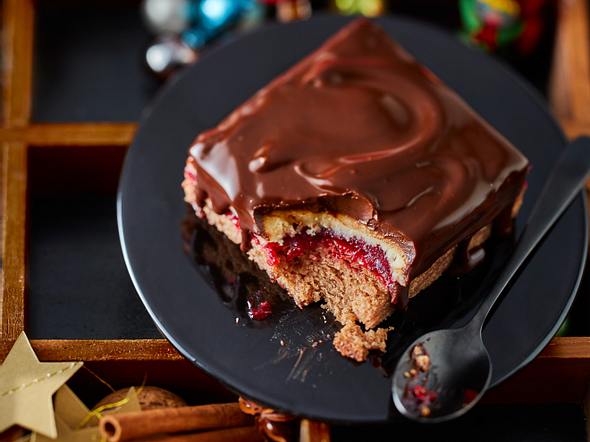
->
225, 211, 240, 229
184, 168, 197, 182
184, 160, 198, 182
247, 298, 272, 320
264, 230, 395, 290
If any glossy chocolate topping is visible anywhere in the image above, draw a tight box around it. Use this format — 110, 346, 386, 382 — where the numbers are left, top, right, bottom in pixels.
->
188, 19, 529, 277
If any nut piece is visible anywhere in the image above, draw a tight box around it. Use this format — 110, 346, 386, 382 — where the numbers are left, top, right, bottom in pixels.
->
411, 343, 426, 358
411, 343, 431, 372
414, 354, 431, 372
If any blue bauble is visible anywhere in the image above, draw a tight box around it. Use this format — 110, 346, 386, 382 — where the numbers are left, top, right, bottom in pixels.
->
200, 0, 239, 29
182, 27, 211, 48
183, 0, 257, 48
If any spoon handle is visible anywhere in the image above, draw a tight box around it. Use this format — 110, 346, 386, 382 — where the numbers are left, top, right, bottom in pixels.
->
471, 136, 590, 329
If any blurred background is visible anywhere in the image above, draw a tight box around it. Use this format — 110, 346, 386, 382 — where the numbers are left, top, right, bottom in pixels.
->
33, 0, 558, 122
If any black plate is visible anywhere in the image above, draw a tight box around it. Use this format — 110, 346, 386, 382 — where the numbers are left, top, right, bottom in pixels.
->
118, 15, 587, 423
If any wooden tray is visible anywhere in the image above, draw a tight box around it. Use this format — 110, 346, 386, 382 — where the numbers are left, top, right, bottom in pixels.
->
0, 0, 589, 438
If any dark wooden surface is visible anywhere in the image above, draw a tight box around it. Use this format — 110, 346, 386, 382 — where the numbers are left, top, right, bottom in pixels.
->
550, 0, 590, 139
332, 404, 587, 441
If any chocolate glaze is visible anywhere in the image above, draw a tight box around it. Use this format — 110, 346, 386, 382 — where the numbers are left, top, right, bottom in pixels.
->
187, 19, 529, 279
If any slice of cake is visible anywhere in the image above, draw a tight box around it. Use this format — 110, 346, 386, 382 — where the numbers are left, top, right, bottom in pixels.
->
182, 19, 529, 360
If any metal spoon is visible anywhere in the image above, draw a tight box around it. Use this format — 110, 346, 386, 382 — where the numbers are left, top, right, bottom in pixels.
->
392, 137, 590, 423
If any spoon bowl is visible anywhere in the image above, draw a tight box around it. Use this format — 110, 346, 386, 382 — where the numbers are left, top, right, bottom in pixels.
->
392, 325, 491, 422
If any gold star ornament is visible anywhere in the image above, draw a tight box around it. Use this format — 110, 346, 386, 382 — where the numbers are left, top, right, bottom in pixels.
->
0, 332, 82, 438
30, 386, 142, 442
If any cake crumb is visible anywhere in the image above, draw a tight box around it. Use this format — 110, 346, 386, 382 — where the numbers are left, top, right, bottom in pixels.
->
333, 323, 393, 362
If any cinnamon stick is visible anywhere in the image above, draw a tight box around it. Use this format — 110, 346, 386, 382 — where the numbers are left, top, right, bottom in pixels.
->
129, 426, 263, 442
99, 403, 253, 442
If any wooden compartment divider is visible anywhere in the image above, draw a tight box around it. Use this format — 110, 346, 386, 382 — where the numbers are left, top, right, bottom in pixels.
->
1, 141, 26, 339
1, 0, 33, 341
550, 0, 590, 139
2, 0, 34, 127
0, 123, 137, 146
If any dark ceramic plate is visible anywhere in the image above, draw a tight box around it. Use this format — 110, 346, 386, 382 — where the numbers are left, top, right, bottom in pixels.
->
118, 15, 587, 423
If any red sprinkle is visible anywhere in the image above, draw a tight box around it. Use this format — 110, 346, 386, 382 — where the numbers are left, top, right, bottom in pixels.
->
412, 385, 429, 401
